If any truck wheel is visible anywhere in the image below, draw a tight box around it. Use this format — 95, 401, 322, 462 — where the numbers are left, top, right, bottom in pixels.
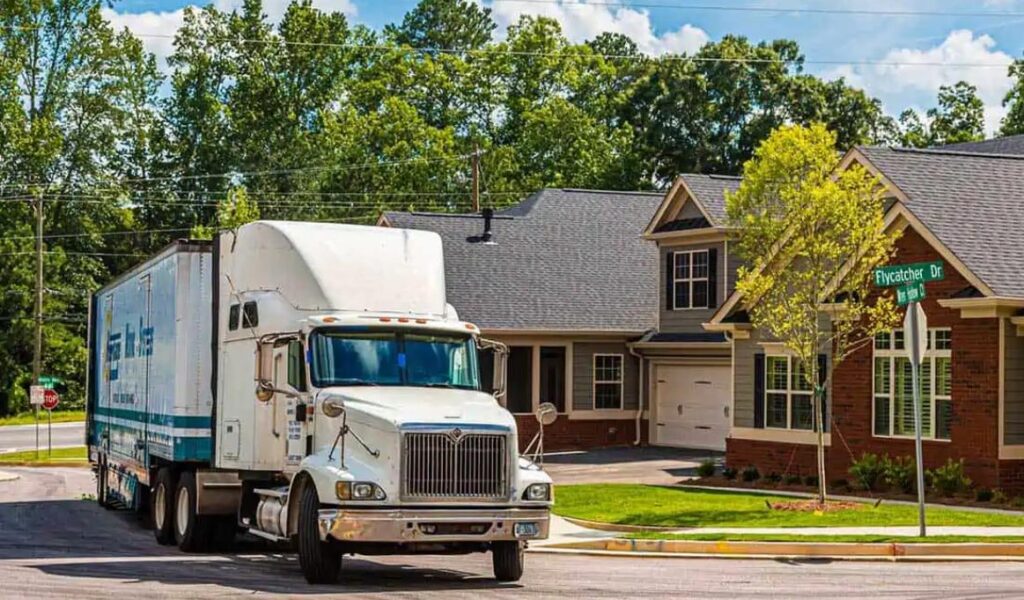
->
297, 483, 341, 584
152, 468, 177, 545
492, 541, 524, 582
174, 471, 212, 552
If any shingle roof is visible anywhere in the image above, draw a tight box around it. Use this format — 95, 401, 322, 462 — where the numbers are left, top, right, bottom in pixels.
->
940, 134, 1024, 156
858, 146, 1024, 297
679, 173, 740, 224
384, 189, 662, 331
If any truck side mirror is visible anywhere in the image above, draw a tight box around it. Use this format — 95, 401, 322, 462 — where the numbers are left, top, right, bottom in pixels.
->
478, 338, 508, 404
255, 340, 276, 402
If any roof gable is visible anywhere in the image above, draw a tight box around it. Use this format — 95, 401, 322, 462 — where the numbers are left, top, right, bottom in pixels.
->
643, 173, 739, 236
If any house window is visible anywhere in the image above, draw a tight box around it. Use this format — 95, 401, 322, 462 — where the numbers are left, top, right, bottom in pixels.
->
506, 346, 533, 414
593, 354, 624, 410
873, 328, 952, 440
673, 250, 709, 309
763, 355, 814, 430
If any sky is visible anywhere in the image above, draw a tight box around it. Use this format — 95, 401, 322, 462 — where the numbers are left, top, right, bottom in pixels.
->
104, 0, 1024, 135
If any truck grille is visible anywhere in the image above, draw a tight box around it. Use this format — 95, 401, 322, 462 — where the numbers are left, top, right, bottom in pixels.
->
402, 431, 509, 501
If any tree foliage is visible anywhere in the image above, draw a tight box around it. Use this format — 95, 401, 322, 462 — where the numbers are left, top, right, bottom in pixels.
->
726, 124, 900, 503
0, 0, 996, 414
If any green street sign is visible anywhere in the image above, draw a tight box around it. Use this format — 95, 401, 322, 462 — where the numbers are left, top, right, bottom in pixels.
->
38, 375, 61, 389
874, 261, 945, 288
895, 281, 926, 306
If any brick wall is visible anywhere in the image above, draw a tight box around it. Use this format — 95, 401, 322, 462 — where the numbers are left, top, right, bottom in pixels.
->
515, 415, 646, 452
728, 228, 1003, 489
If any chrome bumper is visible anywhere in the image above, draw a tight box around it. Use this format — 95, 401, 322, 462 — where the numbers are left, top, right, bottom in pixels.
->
318, 507, 551, 543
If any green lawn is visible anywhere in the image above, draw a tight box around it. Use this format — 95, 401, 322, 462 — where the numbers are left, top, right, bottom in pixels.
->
554, 484, 1024, 528
625, 532, 1024, 544
0, 410, 85, 427
0, 446, 87, 465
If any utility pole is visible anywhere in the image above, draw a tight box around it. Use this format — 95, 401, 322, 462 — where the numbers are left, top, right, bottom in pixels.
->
32, 189, 44, 459
471, 144, 480, 213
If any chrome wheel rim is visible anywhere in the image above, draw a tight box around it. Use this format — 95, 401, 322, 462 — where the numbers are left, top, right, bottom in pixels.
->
176, 486, 189, 538
154, 483, 166, 529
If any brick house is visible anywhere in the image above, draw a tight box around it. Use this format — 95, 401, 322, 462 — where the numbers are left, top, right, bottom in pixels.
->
379, 189, 662, 451
703, 145, 1024, 492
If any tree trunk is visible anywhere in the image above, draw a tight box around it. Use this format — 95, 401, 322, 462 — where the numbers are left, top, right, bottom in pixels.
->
815, 386, 827, 505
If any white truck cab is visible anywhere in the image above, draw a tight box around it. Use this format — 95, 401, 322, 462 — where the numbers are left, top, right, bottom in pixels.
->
206, 221, 551, 583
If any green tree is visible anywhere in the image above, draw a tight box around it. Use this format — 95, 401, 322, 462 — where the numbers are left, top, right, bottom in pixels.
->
1001, 58, 1024, 136
927, 81, 985, 145
191, 187, 261, 239
726, 124, 900, 503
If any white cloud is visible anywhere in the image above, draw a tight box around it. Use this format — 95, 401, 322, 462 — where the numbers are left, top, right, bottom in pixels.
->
103, 0, 357, 70
827, 30, 1014, 134
487, 0, 708, 56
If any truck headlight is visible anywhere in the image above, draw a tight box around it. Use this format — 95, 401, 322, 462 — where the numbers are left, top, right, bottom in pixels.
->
523, 483, 551, 501
336, 481, 386, 501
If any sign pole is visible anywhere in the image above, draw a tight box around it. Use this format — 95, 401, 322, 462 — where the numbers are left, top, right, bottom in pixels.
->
35, 406, 39, 460
47, 407, 52, 456
906, 301, 927, 537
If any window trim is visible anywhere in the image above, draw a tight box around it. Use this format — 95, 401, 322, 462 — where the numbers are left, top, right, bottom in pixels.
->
872, 327, 952, 442
593, 353, 625, 411
672, 249, 710, 310
763, 354, 814, 431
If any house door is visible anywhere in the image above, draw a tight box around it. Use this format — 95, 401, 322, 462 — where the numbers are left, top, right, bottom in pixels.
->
654, 364, 730, 451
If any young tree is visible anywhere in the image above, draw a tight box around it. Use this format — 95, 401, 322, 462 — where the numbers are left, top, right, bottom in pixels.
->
726, 124, 900, 503
191, 187, 261, 239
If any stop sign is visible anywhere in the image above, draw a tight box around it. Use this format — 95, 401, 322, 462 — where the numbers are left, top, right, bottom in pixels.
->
42, 388, 59, 411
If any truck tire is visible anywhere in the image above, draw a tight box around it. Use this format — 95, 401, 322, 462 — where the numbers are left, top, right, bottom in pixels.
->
152, 468, 177, 545
492, 541, 524, 582
174, 471, 212, 552
96, 458, 113, 509
297, 483, 341, 584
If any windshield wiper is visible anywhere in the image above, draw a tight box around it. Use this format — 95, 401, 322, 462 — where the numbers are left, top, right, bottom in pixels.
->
330, 379, 379, 386
417, 383, 474, 390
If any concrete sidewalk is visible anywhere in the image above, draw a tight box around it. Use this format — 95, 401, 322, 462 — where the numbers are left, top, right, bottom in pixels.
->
642, 525, 1024, 537
0, 471, 18, 483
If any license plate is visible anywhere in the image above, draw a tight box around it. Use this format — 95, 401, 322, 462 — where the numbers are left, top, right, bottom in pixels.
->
514, 522, 539, 538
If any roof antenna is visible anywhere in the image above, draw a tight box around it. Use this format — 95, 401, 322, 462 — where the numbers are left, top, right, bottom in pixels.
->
481, 207, 495, 244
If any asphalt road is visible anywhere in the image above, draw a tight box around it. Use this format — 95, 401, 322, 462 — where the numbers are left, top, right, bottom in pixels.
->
4, 468, 1024, 599
0, 421, 84, 453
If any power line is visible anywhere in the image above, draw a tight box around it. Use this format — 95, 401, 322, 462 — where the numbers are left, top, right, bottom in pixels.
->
1, 227, 193, 242
490, 0, 1024, 20
0, 25, 1014, 69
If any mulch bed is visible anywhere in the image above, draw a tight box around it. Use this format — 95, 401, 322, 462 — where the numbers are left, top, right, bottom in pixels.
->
767, 499, 861, 513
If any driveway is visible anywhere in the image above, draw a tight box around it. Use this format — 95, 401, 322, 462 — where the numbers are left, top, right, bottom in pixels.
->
543, 446, 722, 485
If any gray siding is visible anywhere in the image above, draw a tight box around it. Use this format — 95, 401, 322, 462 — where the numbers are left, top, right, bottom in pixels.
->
1005, 320, 1024, 444
572, 342, 640, 411
678, 199, 706, 220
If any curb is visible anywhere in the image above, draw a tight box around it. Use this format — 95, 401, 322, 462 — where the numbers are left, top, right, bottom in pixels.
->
536, 538, 1024, 561
560, 515, 681, 533
0, 470, 20, 482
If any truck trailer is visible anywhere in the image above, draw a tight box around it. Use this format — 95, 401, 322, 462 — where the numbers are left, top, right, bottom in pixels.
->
86, 220, 553, 583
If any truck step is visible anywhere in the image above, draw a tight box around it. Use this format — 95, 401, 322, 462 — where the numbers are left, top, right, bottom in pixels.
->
253, 487, 289, 500
247, 527, 290, 543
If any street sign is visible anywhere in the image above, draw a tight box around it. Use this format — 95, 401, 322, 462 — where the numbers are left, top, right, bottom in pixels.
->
38, 375, 62, 389
874, 261, 945, 287
41, 389, 60, 411
895, 281, 926, 306
29, 385, 45, 406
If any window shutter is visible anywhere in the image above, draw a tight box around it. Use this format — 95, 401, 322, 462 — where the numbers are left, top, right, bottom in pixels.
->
666, 251, 675, 309
754, 353, 765, 428
817, 353, 828, 432
706, 248, 718, 308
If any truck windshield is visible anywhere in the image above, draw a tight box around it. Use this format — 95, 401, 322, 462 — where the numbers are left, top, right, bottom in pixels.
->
309, 330, 481, 390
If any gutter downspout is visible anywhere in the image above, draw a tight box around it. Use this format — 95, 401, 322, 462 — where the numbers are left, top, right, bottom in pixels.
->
628, 343, 645, 446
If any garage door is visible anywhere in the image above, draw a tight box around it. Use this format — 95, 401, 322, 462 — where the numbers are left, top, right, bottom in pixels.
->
654, 365, 730, 451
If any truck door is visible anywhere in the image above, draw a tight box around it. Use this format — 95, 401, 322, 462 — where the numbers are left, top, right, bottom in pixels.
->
101, 294, 114, 457
140, 274, 152, 469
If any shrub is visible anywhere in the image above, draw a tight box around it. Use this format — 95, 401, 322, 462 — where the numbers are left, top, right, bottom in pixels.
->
993, 489, 1009, 504
976, 488, 994, 502
722, 467, 738, 480
696, 459, 716, 478
783, 474, 802, 486
803, 475, 818, 487
831, 479, 851, 492
742, 465, 761, 482
848, 452, 886, 492
766, 472, 782, 484
883, 455, 917, 494
929, 459, 972, 497
1012, 496, 1024, 509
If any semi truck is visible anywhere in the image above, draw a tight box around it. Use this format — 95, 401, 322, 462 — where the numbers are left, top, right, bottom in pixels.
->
86, 220, 553, 584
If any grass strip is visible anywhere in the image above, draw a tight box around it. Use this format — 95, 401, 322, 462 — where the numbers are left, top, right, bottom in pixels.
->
0, 446, 88, 466
0, 410, 86, 427
624, 532, 1024, 544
